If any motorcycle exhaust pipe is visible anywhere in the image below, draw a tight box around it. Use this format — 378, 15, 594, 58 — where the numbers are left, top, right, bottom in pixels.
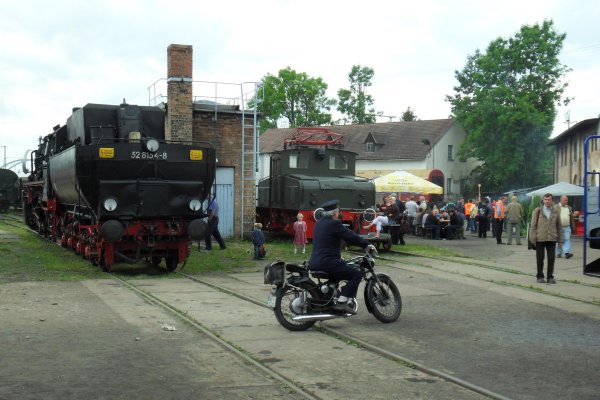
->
292, 313, 348, 321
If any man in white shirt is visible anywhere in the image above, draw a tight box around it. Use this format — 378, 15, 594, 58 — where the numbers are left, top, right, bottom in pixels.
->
405, 197, 418, 234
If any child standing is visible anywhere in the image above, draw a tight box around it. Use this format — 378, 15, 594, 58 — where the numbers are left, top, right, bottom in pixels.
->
252, 223, 265, 260
293, 214, 308, 254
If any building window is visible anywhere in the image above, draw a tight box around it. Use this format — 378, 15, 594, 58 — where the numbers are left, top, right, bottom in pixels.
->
366, 142, 375, 153
447, 145, 454, 161
446, 178, 452, 194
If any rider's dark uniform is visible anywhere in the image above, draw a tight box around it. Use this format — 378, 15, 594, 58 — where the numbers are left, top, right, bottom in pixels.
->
309, 201, 369, 300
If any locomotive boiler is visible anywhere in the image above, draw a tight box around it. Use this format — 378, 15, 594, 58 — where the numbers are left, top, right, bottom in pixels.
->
23, 101, 216, 271
256, 128, 375, 239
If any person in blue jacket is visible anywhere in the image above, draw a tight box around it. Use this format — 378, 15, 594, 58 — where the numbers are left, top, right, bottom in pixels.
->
309, 200, 374, 314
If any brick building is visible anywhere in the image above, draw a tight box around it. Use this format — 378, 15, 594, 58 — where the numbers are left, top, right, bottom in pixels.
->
165, 44, 258, 238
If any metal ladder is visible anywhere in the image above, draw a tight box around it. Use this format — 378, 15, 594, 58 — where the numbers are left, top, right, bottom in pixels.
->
240, 82, 261, 238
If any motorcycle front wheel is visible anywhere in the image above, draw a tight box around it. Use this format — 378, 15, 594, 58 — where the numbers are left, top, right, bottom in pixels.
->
365, 274, 402, 323
274, 287, 316, 331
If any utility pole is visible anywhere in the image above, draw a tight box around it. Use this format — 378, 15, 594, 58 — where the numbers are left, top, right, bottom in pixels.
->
0, 145, 6, 168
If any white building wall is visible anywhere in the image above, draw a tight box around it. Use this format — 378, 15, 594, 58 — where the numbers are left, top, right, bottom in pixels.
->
434, 124, 480, 195
356, 159, 425, 171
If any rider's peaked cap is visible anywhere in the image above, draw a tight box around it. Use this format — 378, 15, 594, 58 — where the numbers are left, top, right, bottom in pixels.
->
321, 199, 339, 211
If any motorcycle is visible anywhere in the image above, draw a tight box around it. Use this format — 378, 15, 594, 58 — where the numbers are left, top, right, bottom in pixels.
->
264, 249, 402, 331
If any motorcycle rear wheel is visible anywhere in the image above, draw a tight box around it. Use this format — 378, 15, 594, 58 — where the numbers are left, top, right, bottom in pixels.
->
365, 274, 402, 323
274, 287, 316, 331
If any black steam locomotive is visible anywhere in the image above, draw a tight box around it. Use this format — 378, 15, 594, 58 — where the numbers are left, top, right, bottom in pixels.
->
256, 128, 375, 239
23, 101, 216, 271
0, 168, 20, 212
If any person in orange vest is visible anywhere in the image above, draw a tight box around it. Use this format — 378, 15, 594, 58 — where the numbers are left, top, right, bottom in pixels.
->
492, 197, 505, 244
464, 199, 474, 233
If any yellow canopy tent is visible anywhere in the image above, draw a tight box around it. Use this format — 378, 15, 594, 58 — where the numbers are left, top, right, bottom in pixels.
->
373, 171, 443, 194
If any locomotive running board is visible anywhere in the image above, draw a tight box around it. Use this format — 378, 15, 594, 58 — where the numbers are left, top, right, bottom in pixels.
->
292, 313, 349, 321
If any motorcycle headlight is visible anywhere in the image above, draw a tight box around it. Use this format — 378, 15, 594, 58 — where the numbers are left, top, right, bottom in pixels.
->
103, 198, 118, 212
189, 199, 202, 211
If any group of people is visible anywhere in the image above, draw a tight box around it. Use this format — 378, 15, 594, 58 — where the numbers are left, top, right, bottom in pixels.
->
250, 192, 578, 287
364, 194, 407, 244
418, 205, 466, 240
251, 213, 308, 260
248, 190, 578, 320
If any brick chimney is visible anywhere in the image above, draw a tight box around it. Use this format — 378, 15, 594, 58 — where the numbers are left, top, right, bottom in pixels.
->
166, 44, 193, 141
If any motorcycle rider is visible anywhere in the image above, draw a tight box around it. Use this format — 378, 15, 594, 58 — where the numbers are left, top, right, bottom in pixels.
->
310, 199, 375, 314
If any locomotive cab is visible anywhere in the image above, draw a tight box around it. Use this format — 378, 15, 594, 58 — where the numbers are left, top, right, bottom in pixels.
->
257, 128, 375, 239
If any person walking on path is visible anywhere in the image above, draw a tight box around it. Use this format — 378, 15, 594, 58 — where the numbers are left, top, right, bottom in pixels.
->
205, 194, 226, 250
293, 214, 308, 254
529, 193, 563, 284
556, 195, 576, 259
492, 198, 505, 244
505, 196, 524, 245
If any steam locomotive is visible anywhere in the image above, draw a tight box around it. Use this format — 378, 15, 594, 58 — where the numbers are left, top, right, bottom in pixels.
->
256, 128, 375, 239
0, 168, 20, 212
23, 101, 216, 271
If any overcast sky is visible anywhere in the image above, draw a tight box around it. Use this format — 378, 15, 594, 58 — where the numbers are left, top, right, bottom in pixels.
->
1, 0, 599, 173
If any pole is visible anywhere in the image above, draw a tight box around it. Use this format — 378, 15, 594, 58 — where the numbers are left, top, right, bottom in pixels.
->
478, 184, 481, 202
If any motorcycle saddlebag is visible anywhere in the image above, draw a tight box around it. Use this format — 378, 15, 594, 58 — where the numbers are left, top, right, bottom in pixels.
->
264, 261, 285, 285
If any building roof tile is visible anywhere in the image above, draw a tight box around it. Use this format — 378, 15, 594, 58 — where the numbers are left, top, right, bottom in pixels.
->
260, 119, 456, 160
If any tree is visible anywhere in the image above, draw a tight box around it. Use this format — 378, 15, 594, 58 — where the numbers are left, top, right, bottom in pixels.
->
255, 67, 336, 133
400, 107, 418, 121
337, 65, 377, 124
446, 20, 570, 191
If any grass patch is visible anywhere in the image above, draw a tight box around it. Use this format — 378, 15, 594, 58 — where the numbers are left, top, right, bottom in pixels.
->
2, 215, 447, 282
0, 223, 106, 282
182, 240, 314, 274
0, 219, 317, 281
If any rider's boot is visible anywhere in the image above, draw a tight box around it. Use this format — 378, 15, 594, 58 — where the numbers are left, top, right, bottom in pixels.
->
333, 301, 356, 315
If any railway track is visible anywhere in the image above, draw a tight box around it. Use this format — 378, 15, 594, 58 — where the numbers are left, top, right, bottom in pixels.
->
109, 273, 318, 400
0, 212, 32, 232
108, 271, 510, 400
361, 248, 600, 309
5, 212, 598, 399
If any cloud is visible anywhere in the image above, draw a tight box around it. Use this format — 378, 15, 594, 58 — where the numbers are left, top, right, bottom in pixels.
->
1, 0, 599, 166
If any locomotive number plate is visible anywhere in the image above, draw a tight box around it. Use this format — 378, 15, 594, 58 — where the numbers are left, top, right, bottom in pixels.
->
130, 151, 168, 160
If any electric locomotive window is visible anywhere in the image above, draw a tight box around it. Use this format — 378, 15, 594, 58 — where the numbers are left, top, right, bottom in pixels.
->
329, 155, 348, 170
289, 154, 308, 169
